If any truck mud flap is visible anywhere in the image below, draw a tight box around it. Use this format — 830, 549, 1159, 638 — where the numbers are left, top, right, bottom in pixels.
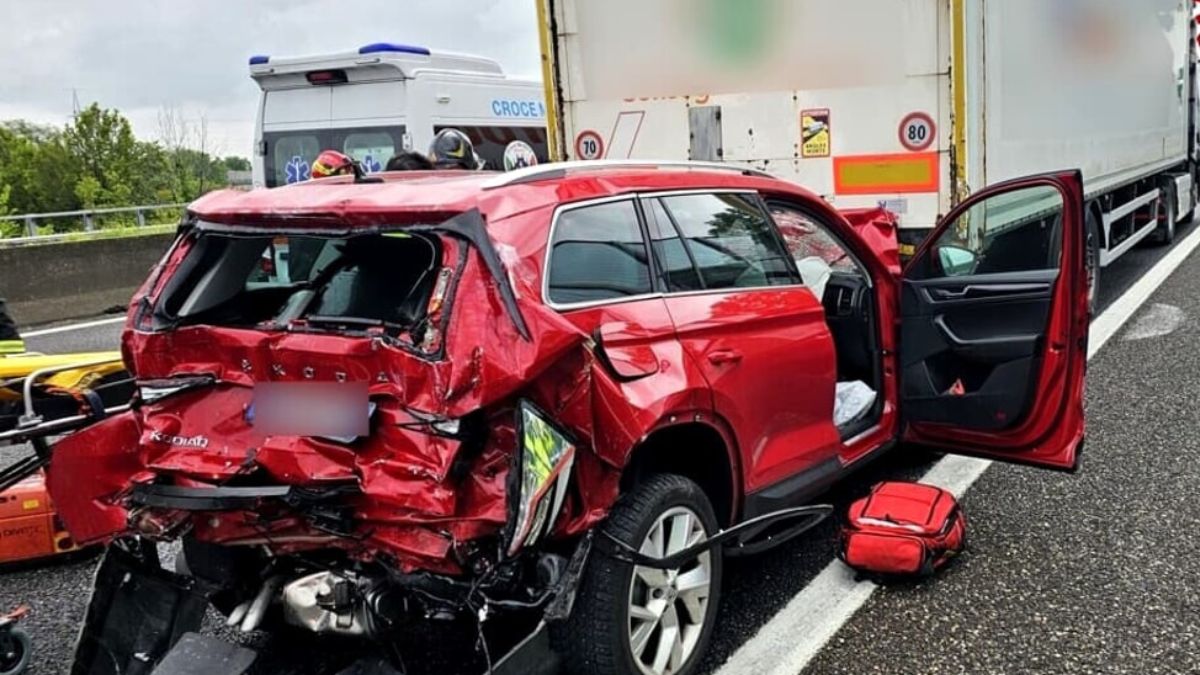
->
72, 543, 216, 675
148, 633, 256, 675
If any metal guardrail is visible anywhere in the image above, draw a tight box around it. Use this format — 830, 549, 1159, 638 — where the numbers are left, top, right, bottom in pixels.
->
0, 203, 187, 241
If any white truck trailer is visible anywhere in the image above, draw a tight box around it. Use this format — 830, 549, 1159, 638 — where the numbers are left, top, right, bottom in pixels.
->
536, 0, 1198, 308
248, 42, 548, 188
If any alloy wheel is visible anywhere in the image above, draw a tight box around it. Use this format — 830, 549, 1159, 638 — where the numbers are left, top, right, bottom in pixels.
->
627, 506, 712, 675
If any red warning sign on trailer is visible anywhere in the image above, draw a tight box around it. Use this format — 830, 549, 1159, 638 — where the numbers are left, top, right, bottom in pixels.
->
575, 130, 605, 160
899, 112, 936, 152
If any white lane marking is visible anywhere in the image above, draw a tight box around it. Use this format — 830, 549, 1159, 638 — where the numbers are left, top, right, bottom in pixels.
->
722, 564, 876, 675
717, 221, 1200, 675
22, 316, 125, 338
1089, 223, 1200, 359
1121, 303, 1186, 342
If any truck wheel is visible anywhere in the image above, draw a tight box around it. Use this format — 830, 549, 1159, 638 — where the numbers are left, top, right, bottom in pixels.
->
1086, 210, 1102, 317
0, 627, 30, 675
556, 474, 723, 675
1153, 190, 1177, 246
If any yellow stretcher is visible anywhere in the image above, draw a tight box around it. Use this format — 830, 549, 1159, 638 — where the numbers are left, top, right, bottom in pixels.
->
0, 351, 132, 493
0, 352, 126, 397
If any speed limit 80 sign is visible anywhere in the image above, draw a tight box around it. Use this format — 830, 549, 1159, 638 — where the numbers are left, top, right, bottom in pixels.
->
899, 112, 936, 152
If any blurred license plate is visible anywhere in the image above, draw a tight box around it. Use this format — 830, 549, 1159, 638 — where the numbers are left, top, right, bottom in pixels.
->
251, 382, 370, 439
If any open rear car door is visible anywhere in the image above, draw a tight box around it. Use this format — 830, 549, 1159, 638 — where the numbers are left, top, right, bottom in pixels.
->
899, 171, 1088, 471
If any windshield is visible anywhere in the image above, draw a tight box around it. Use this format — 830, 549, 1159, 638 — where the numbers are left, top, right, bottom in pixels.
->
153, 231, 446, 347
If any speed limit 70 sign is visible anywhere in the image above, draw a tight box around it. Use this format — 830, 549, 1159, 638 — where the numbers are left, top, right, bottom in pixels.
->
575, 130, 605, 160
899, 113, 936, 152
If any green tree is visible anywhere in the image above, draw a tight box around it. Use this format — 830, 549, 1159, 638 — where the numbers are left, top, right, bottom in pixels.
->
63, 104, 138, 208
0, 102, 250, 237
222, 156, 251, 172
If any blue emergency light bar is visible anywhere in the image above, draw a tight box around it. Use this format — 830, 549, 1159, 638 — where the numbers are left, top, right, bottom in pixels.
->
249, 55, 270, 65
358, 43, 431, 56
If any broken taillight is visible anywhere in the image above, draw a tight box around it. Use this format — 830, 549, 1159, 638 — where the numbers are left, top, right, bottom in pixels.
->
504, 401, 576, 556
426, 267, 453, 316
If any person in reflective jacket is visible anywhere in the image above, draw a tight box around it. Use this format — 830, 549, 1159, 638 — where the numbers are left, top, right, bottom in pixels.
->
0, 297, 24, 355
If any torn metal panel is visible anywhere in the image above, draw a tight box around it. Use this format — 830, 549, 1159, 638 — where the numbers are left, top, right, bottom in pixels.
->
46, 412, 144, 544
72, 544, 215, 675
839, 207, 901, 276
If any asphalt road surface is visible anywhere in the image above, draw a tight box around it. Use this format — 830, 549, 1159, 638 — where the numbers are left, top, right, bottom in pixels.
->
1, 219, 1197, 674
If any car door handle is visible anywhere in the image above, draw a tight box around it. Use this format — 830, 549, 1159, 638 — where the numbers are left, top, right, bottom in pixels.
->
707, 349, 743, 366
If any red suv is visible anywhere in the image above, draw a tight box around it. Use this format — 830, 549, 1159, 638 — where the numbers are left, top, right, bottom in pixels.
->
48, 162, 1087, 675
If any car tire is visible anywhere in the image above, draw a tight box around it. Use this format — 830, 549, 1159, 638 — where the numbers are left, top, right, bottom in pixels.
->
0, 627, 30, 675
1086, 210, 1102, 317
555, 474, 723, 675
1152, 189, 1177, 246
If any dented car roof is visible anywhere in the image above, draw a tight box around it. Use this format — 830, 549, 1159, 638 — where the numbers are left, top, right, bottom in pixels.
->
185, 166, 822, 229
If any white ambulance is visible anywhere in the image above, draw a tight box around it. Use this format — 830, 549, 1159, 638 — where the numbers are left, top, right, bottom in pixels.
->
249, 42, 548, 188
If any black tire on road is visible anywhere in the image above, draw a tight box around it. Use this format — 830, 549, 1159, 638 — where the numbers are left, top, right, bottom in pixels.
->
1152, 187, 1177, 246
1086, 209, 1102, 317
0, 627, 30, 675
554, 474, 723, 675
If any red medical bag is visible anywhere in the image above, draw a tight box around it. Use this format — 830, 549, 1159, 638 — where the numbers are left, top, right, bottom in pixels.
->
839, 482, 965, 578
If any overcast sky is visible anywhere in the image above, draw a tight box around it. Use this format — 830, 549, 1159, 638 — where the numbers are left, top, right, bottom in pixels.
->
0, 0, 541, 158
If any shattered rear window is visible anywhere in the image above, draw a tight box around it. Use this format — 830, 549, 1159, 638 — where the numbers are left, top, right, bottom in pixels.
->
153, 230, 446, 346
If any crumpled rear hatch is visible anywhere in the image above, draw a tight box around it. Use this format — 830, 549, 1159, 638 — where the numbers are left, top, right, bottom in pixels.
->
50, 211, 588, 571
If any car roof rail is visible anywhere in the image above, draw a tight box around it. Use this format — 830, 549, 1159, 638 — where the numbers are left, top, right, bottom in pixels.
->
481, 160, 776, 189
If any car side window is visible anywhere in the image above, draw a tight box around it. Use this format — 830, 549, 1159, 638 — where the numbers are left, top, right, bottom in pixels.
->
645, 198, 705, 292
547, 200, 654, 306
767, 203, 858, 273
911, 185, 1064, 280
659, 193, 800, 289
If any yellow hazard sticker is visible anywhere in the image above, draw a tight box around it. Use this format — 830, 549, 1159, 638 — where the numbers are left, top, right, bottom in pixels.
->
898, 243, 917, 257
801, 109, 831, 159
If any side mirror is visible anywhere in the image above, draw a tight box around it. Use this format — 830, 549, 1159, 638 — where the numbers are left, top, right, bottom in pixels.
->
937, 245, 978, 277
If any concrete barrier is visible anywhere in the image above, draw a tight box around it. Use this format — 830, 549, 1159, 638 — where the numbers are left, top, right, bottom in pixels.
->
0, 233, 175, 326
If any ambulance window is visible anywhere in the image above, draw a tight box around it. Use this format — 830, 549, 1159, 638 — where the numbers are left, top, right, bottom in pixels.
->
435, 125, 548, 171
270, 134, 322, 187
343, 132, 397, 173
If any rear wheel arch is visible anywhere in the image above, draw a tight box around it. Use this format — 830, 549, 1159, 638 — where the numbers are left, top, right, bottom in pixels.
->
620, 420, 741, 527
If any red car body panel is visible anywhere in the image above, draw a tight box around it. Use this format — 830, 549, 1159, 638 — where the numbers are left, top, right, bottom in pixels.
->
662, 289, 841, 492
45, 167, 1085, 574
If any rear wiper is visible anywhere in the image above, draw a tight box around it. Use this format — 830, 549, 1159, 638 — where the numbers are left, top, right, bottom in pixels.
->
302, 315, 407, 333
